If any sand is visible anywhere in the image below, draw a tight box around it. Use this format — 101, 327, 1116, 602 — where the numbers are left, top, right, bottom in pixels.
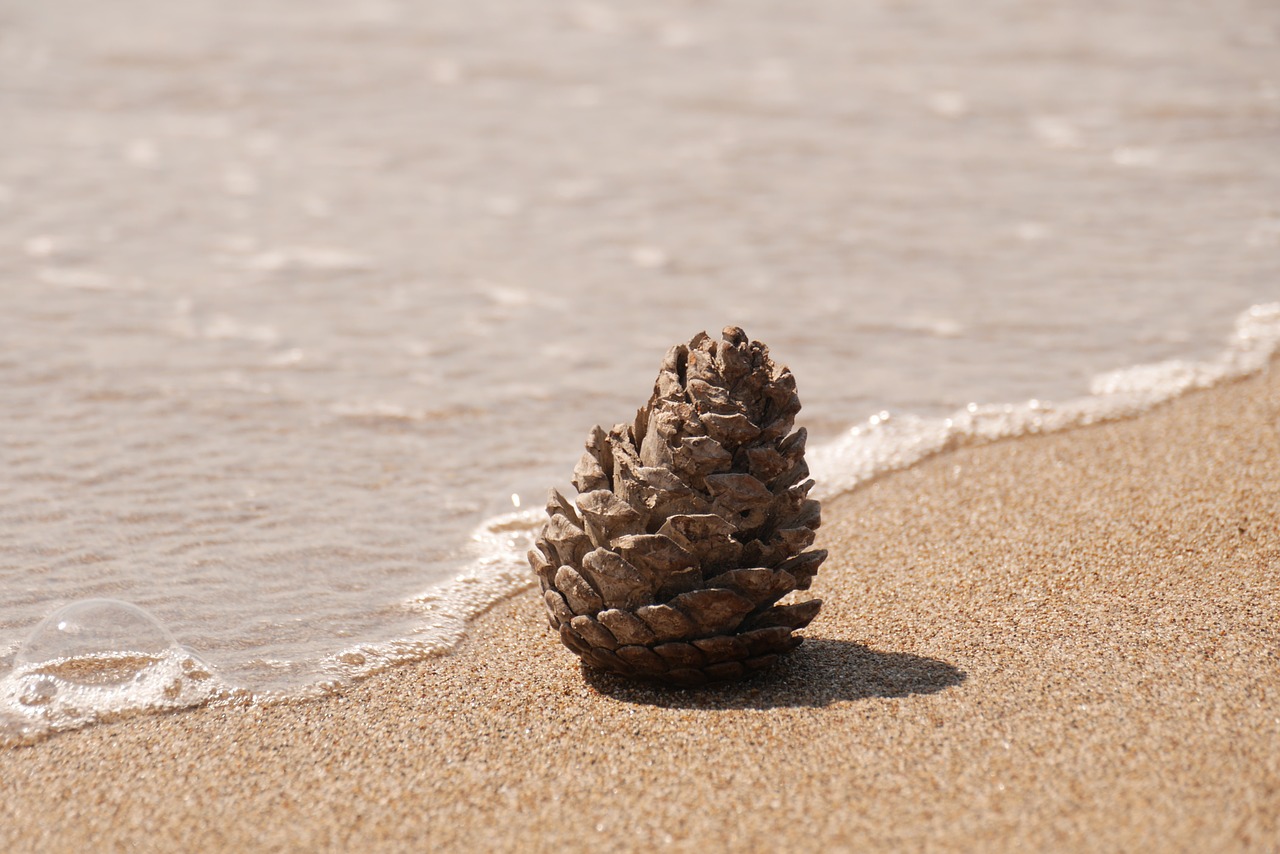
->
2, 366, 1278, 852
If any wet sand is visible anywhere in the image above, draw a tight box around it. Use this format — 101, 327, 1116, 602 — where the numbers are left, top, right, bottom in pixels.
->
2, 365, 1278, 852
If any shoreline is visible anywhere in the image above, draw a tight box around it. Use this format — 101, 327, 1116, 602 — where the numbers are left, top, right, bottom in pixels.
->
2, 365, 1278, 851
3, 302, 1275, 733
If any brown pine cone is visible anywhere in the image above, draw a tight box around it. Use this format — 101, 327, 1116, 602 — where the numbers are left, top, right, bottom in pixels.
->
528, 327, 824, 686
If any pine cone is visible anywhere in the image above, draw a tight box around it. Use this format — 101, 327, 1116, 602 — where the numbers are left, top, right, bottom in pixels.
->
529, 326, 825, 686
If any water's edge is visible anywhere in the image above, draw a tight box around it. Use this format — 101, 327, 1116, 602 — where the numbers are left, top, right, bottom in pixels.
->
2, 302, 1277, 748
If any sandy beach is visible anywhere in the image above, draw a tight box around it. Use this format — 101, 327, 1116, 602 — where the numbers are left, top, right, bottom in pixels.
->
3, 0, 1279, 849
2, 364, 1276, 852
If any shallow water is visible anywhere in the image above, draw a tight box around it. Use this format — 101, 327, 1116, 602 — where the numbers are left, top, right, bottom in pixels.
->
2, 0, 1278, 741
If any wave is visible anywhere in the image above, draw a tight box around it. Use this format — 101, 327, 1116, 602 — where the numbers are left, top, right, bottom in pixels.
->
3, 302, 1276, 747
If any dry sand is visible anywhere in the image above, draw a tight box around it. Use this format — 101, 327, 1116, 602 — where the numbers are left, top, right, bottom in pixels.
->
2, 367, 1278, 852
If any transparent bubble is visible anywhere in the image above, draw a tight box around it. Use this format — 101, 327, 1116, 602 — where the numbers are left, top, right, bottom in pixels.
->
16, 599, 177, 676
0, 599, 222, 745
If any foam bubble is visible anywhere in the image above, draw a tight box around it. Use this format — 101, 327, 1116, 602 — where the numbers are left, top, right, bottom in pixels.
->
0, 600, 225, 746
15, 599, 174, 666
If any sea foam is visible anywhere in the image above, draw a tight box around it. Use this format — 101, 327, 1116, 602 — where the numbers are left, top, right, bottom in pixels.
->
807, 303, 1280, 497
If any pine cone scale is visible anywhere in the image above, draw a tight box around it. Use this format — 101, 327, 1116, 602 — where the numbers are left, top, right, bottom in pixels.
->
598, 608, 658, 646
705, 567, 775, 603
554, 565, 603, 614
614, 644, 668, 675
653, 641, 706, 668
635, 603, 697, 642
692, 634, 748, 664
580, 549, 653, 609
544, 589, 574, 625
570, 614, 618, 650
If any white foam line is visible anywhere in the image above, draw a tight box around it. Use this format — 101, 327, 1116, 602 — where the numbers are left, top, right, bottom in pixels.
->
308, 510, 544, 688
808, 302, 1280, 497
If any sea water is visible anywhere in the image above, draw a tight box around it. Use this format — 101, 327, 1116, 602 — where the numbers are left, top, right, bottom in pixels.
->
2, 0, 1278, 743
